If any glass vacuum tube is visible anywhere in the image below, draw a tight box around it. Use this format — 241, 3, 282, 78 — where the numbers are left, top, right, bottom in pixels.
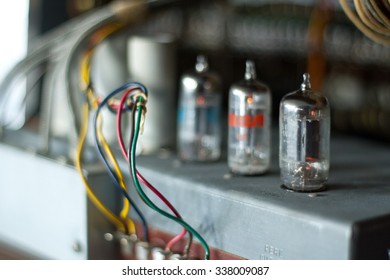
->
279, 73, 330, 192
228, 60, 272, 175
177, 55, 222, 161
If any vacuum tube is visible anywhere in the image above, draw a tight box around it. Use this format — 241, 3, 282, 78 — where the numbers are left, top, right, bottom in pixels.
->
279, 73, 330, 192
228, 60, 272, 175
177, 55, 222, 161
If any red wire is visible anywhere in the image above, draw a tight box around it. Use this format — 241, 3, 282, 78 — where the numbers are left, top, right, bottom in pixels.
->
116, 88, 188, 251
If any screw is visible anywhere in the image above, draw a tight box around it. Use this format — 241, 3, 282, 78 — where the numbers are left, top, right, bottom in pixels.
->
72, 241, 82, 253
223, 173, 232, 180
104, 233, 114, 241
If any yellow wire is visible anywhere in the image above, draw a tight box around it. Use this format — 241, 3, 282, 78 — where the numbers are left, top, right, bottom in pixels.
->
354, 0, 390, 35
339, 0, 390, 45
75, 103, 126, 233
368, 0, 390, 28
96, 115, 136, 235
76, 22, 137, 236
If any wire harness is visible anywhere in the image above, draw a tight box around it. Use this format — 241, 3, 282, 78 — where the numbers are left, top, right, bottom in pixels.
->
340, 0, 390, 45
1, 0, 208, 260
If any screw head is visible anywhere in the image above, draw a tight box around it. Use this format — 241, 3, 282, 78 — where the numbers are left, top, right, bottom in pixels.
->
72, 241, 82, 253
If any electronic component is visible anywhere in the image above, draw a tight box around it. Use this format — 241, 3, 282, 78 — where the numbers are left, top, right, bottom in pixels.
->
169, 253, 187, 260
177, 55, 222, 162
151, 247, 170, 260
135, 241, 150, 260
127, 34, 177, 154
228, 60, 272, 175
279, 73, 330, 192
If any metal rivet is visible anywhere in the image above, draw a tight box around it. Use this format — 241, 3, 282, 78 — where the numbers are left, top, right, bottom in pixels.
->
104, 233, 114, 241
223, 173, 232, 180
72, 241, 82, 253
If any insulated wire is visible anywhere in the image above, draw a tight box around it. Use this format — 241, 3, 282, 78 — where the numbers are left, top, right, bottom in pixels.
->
116, 89, 191, 253
1, 67, 46, 128
65, 0, 150, 135
306, 0, 331, 92
354, 0, 389, 35
96, 115, 136, 235
368, 0, 390, 28
75, 103, 128, 233
94, 83, 149, 242
1, 3, 119, 136
82, 26, 131, 222
129, 98, 210, 260
339, 0, 390, 45
80, 32, 145, 239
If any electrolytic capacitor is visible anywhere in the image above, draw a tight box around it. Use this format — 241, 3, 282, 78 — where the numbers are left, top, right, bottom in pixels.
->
228, 60, 272, 175
279, 73, 330, 192
177, 55, 222, 161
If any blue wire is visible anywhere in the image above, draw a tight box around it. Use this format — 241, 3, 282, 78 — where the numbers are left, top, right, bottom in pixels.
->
94, 82, 149, 242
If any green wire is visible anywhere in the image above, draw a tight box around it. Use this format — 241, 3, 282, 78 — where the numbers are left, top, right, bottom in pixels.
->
130, 97, 210, 260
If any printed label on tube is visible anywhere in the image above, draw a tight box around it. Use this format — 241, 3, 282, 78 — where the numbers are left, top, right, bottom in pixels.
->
228, 113, 264, 128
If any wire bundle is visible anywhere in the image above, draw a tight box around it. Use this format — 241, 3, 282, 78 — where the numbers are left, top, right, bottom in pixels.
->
81, 80, 210, 259
339, 0, 390, 45
0, 0, 209, 260
76, 22, 209, 259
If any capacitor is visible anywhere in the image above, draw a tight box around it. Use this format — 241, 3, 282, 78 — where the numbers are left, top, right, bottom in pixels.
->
228, 60, 272, 175
177, 55, 222, 161
279, 73, 330, 192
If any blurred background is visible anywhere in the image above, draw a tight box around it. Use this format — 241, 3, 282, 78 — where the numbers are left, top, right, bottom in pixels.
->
15, 0, 390, 141
1, 0, 390, 260
2, 0, 390, 141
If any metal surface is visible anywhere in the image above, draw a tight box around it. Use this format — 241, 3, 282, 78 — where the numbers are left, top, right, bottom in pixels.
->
128, 133, 390, 259
0, 139, 119, 259
1, 130, 390, 259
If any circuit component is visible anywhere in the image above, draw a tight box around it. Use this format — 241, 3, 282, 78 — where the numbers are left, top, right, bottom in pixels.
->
279, 73, 330, 192
177, 55, 222, 162
135, 241, 150, 260
228, 60, 272, 175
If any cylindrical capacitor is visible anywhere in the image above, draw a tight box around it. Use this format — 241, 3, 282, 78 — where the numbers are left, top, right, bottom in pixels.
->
177, 55, 222, 161
279, 73, 330, 192
228, 60, 272, 175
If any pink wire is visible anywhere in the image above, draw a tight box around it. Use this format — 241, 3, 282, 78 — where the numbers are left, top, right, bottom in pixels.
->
116, 88, 187, 251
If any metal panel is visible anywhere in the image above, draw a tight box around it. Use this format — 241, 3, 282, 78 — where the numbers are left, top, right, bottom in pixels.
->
127, 134, 390, 259
1, 133, 390, 259
0, 142, 117, 259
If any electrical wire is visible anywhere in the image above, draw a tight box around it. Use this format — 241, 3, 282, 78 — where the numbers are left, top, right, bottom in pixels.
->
66, 0, 149, 135
96, 115, 136, 235
94, 82, 150, 242
129, 97, 210, 260
354, 0, 389, 35
116, 88, 191, 253
0, 3, 120, 137
75, 102, 129, 233
80, 29, 139, 239
67, 0, 193, 137
80, 36, 147, 240
339, 0, 390, 45
0, 67, 46, 128
306, 0, 332, 92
